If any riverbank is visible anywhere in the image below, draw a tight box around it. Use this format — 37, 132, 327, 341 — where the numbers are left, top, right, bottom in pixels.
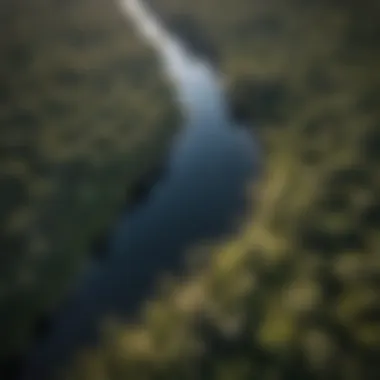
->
64, 0, 380, 379
0, 0, 180, 371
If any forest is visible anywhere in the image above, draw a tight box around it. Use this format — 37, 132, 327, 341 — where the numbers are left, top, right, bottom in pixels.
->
1, 0, 379, 379
0, 0, 178, 371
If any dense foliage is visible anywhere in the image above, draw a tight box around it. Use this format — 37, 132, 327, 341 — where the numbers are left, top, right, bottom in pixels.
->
0, 0, 178, 368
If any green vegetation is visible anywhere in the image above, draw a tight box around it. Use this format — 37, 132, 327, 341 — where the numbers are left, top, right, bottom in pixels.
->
0, 0, 179, 364
64, 0, 380, 379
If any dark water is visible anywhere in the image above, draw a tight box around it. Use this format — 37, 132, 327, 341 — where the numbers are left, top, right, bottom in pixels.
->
22, 0, 260, 378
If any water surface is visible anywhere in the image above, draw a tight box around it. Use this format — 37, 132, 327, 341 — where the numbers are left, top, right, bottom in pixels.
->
23, 0, 259, 378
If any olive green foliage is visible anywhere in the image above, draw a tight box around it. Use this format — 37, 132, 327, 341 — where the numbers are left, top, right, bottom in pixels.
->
0, 0, 179, 361
65, 0, 380, 379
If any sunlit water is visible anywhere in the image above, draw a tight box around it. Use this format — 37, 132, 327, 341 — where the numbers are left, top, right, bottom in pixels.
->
22, 0, 259, 378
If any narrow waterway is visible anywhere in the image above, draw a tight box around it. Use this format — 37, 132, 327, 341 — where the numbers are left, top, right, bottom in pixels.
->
22, 0, 260, 378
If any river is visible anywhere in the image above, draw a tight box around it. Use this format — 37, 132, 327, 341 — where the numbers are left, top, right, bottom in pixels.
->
21, 0, 259, 378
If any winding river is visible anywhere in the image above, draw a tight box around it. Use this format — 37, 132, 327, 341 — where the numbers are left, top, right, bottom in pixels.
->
22, 0, 259, 378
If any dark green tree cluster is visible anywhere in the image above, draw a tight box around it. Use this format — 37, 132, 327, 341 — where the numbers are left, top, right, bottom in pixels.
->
0, 0, 179, 367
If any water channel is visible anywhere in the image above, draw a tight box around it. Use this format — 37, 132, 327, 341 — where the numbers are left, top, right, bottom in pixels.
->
22, 0, 260, 378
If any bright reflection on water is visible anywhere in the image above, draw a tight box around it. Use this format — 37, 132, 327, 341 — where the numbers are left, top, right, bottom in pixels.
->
22, 0, 260, 379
